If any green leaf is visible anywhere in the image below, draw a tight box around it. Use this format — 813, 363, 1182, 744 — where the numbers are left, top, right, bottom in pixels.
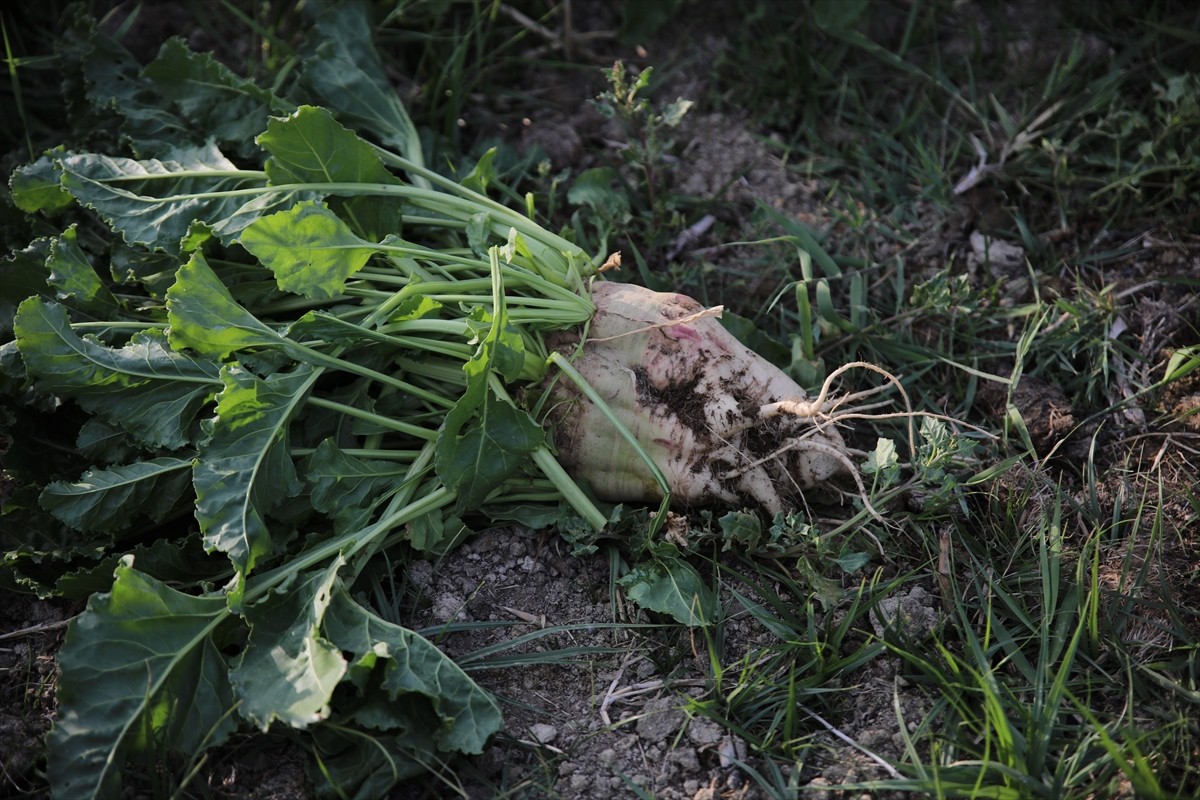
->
60, 14, 186, 156
465, 212, 491, 257
41, 457, 193, 533
462, 307, 527, 383
863, 437, 900, 487
240, 201, 376, 300
166, 252, 282, 359
385, 293, 444, 322
406, 508, 467, 553
831, 550, 871, 573
323, 585, 503, 754
305, 440, 408, 533
481, 502, 561, 531
0, 239, 52, 334
14, 298, 221, 449
718, 510, 763, 551
437, 388, 544, 511
74, 418, 139, 463
143, 37, 286, 161
435, 258, 541, 509
661, 98, 693, 127
460, 148, 498, 195
9, 153, 74, 213
287, 308, 452, 355
57, 145, 261, 254
53, 536, 232, 600
753, 203, 842, 278
553, 504, 611, 556
296, 4, 427, 174
108, 242, 180, 299
813, 0, 870, 33
568, 167, 629, 218
47, 225, 120, 314
1165, 344, 1200, 382
795, 556, 844, 610
257, 105, 401, 239
194, 364, 316, 578
309, 725, 430, 800
619, 557, 718, 626
259, 105, 393, 187
232, 560, 347, 730
46, 560, 234, 800
0, 484, 98, 598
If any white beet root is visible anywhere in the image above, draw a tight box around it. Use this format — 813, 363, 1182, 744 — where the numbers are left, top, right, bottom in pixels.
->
546, 281, 855, 513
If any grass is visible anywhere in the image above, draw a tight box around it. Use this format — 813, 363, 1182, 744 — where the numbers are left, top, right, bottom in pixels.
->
1, 0, 1199, 798
609, 1, 1200, 797
700, 560, 888, 756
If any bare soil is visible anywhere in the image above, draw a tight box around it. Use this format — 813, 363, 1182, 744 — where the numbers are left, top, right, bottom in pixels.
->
0, 595, 68, 797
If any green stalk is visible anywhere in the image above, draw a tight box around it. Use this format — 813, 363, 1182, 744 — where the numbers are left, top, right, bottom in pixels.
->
290, 447, 422, 461
394, 358, 469, 384
361, 267, 591, 309
283, 340, 453, 409
377, 319, 473, 337
421, 292, 574, 307
245, 485, 455, 604
304, 396, 438, 440
69, 321, 163, 331
547, 351, 673, 535
367, 245, 492, 271
123, 178, 593, 284
102, 169, 268, 183
250, 295, 353, 316
344, 441, 442, 573
251, 443, 446, 598
366, 155, 589, 264
2, 18, 34, 161
547, 352, 672, 499
291, 314, 472, 360
486, 374, 607, 531
491, 490, 564, 503
385, 338, 471, 361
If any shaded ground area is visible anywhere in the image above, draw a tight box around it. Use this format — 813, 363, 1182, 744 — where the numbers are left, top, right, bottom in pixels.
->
0, 595, 68, 797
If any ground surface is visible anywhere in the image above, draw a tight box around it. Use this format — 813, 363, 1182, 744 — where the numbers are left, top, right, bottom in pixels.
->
1, 1, 1198, 799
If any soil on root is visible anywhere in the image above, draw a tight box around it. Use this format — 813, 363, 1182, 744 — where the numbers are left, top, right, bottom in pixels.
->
632, 365, 711, 437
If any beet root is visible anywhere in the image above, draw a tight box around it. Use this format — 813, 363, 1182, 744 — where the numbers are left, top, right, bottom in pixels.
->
545, 281, 853, 514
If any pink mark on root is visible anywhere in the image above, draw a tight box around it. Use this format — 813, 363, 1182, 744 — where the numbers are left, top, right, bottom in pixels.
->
664, 324, 700, 342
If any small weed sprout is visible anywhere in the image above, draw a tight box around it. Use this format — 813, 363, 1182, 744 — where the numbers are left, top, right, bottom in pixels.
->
590, 61, 694, 257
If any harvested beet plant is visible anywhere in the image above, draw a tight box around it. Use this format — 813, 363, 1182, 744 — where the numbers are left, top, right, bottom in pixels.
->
0, 8, 913, 799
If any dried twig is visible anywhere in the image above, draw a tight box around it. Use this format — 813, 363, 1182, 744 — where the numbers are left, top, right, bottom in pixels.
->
0, 618, 74, 642
798, 705, 904, 780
